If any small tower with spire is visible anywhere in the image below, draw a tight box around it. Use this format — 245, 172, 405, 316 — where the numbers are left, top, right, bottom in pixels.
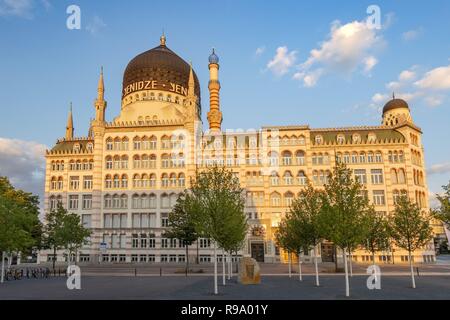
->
94, 66, 107, 123
207, 48, 222, 132
65, 103, 74, 140
160, 31, 166, 46
185, 62, 199, 125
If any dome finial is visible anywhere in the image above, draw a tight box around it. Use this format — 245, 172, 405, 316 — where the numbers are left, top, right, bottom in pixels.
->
392, 92, 395, 99
160, 29, 166, 46
209, 47, 219, 64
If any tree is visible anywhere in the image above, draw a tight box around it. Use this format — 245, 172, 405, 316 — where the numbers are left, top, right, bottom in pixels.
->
189, 166, 247, 295
362, 209, 391, 265
166, 192, 200, 275
318, 162, 371, 297
275, 218, 297, 279
390, 196, 433, 289
43, 203, 66, 271
0, 194, 37, 283
289, 183, 323, 286
433, 181, 450, 228
61, 212, 91, 266
0, 177, 42, 283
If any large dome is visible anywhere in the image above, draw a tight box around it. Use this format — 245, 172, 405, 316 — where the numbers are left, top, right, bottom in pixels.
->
383, 98, 409, 113
122, 37, 201, 105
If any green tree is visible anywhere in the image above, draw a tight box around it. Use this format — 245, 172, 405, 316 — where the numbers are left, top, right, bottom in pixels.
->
318, 162, 371, 297
166, 192, 200, 275
390, 196, 433, 289
433, 181, 450, 227
42, 203, 67, 271
362, 209, 391, 265
189, 166, 246, 295
290, 183, 323, 286
61, 212, 91, 266
275, 218, 297, 279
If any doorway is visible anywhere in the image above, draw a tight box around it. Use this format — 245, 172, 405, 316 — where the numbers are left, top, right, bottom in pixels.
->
251, 242, 265, 262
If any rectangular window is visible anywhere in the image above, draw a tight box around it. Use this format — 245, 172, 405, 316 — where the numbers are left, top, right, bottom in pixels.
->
373, 190, 386, 206
83, 176, 93, 190
161, 238, 169, 248
69, 195, 79, 210
132, 234, 139, 248
120, 234, 127, 248
371, 169, 384, 184
69, 176, 80, 190
161, 254, 168, 263
104, 214, 112, 228
354, 169, 367, 184
82, 195, 92, 210
131, 254, 138, 262
161, 217, 169, 227
81, 214, 92, 228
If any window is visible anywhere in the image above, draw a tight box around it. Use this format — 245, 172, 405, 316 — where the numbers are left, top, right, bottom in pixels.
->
69, 195, 79, 210
83, 176, 93, 190
371, 169, 384, 184
69, 176, 80, 190
373, 190, 386, 206
283, 171, 293, 185
295, 151, 305, 165
375, 152, 383, 163
354, 169, 367, 184
199, 238, 211, 248
82, 195, 92, 210
297, 171, 307, 185
161, 217, 169, 227
132, 234, 139, 248
282, 151, 292, 165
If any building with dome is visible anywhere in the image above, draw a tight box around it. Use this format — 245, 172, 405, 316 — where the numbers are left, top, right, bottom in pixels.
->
40, 35, 439, 265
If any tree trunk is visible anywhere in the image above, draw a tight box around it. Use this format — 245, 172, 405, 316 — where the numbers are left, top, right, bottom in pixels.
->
185, 245, 189, 276
372, 251, 376, 266
349, 251, 353, 277
298, 253, 302, 281
213, 242, 218, 295
314, 245, 320, 287
343, 247, 350, 297
334, 245, 338, 272
52, 247, 56, 271
1, 251, 5, 283
228, 253, 231, 280
196, 240, 199, 265
222, 249, 226, 286
288, 252, 292, 278
409, 250, 416, 289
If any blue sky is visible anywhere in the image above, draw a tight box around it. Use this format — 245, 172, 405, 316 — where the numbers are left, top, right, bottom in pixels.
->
0, 0, 449, 201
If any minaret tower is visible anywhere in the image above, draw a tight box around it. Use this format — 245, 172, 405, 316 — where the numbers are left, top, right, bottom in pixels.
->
207, 48, 222, 132
65, 103, 74, 140
94, 67, 107, 123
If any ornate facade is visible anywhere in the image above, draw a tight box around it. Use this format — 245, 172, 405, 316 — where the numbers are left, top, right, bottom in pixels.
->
40, 36, 438, 265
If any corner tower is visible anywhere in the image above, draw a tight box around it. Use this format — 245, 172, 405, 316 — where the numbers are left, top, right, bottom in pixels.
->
207, 48, 223, 132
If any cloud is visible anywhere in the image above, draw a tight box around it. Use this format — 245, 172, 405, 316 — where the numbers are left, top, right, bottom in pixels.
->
424, 95, 444, 107
293, 69, 324, 88
372, 93, 389, 104
294, 19, 383, 87
399, 69, 416, 82
255, 46, 265, 56
86, 15, 107, 35
266, 46, 297, 76
0, 137, 47, 201
402, 28, 424, 41
414, 65, 450, 90
0, 0, 33, 17
427, 162, 450, 175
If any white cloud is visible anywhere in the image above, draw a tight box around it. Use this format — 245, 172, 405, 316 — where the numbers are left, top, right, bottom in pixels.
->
399, 69, 416, 82
86, 15, 107, 35
424, 95, 444, 107
428, 162, 450, 175
372, 93, 389, 104
0, 0, 33, 17
0, 137, 47, 200
293, 69, 324, 88
294, 19, 383, 87
402, 28, 423, 41
267, 46, 297, 76
255, 46, 265, 56
364, 56, 378, 73
415, 65, 450, 90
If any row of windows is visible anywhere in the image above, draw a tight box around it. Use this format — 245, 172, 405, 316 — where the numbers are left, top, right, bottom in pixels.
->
413, 169, 425, 186
104, 154, 186, 170
104, 193, 180, 209
104, 173, 186, 189
411, 149, 423, 166
388, 151, 405, 163
106, 135, 186, 151
336, 151, 383, 164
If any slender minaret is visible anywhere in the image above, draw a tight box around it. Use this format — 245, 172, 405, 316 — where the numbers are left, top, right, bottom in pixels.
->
65, 103, 74, 140
94, 66, 107, 123
207, 48, 222, 132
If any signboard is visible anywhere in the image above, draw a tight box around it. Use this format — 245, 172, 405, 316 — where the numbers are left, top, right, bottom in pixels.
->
100, 242, 107, 251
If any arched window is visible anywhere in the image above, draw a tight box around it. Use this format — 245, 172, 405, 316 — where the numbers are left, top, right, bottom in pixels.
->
133, 136, 141, 150
161, 193, 169, 208
122, 137, 129, 150
270, 171, 279, 186
284, 192, 294, 207
121, 155, 128, 169
132, 194, 140, 209
112, 194, 120, 208
113, 155, 120, 169
57, 177, 63, 190
367, 152, 374, 163
141, 174, 149, 188
297, 171, 307, 185
270, 192, 281, 207
133, 174, 141, 188
268, 151, 279, 166
104, 194, 112, 208
170, 173, 177, 187
375, 152, 383, 163
106, 137, 113, 150
120, 194, 128, 209
283, 171, 293, 185
393, 190, 400, 205
149, 193, 157, 208
149, 174, 156, 187
149, 136, 157, 149
141, 154, 149, 169
51, 177, 57, 190
170, 193, 178, 207
282, 151, 292, 166
179, 173, 185, 187
295, 151, 305, 165
121, 174, 128, 188
359, 152, 366, 163
161, 154, 170, 168
113, 175, 120, 188
161, 173, 169, 188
